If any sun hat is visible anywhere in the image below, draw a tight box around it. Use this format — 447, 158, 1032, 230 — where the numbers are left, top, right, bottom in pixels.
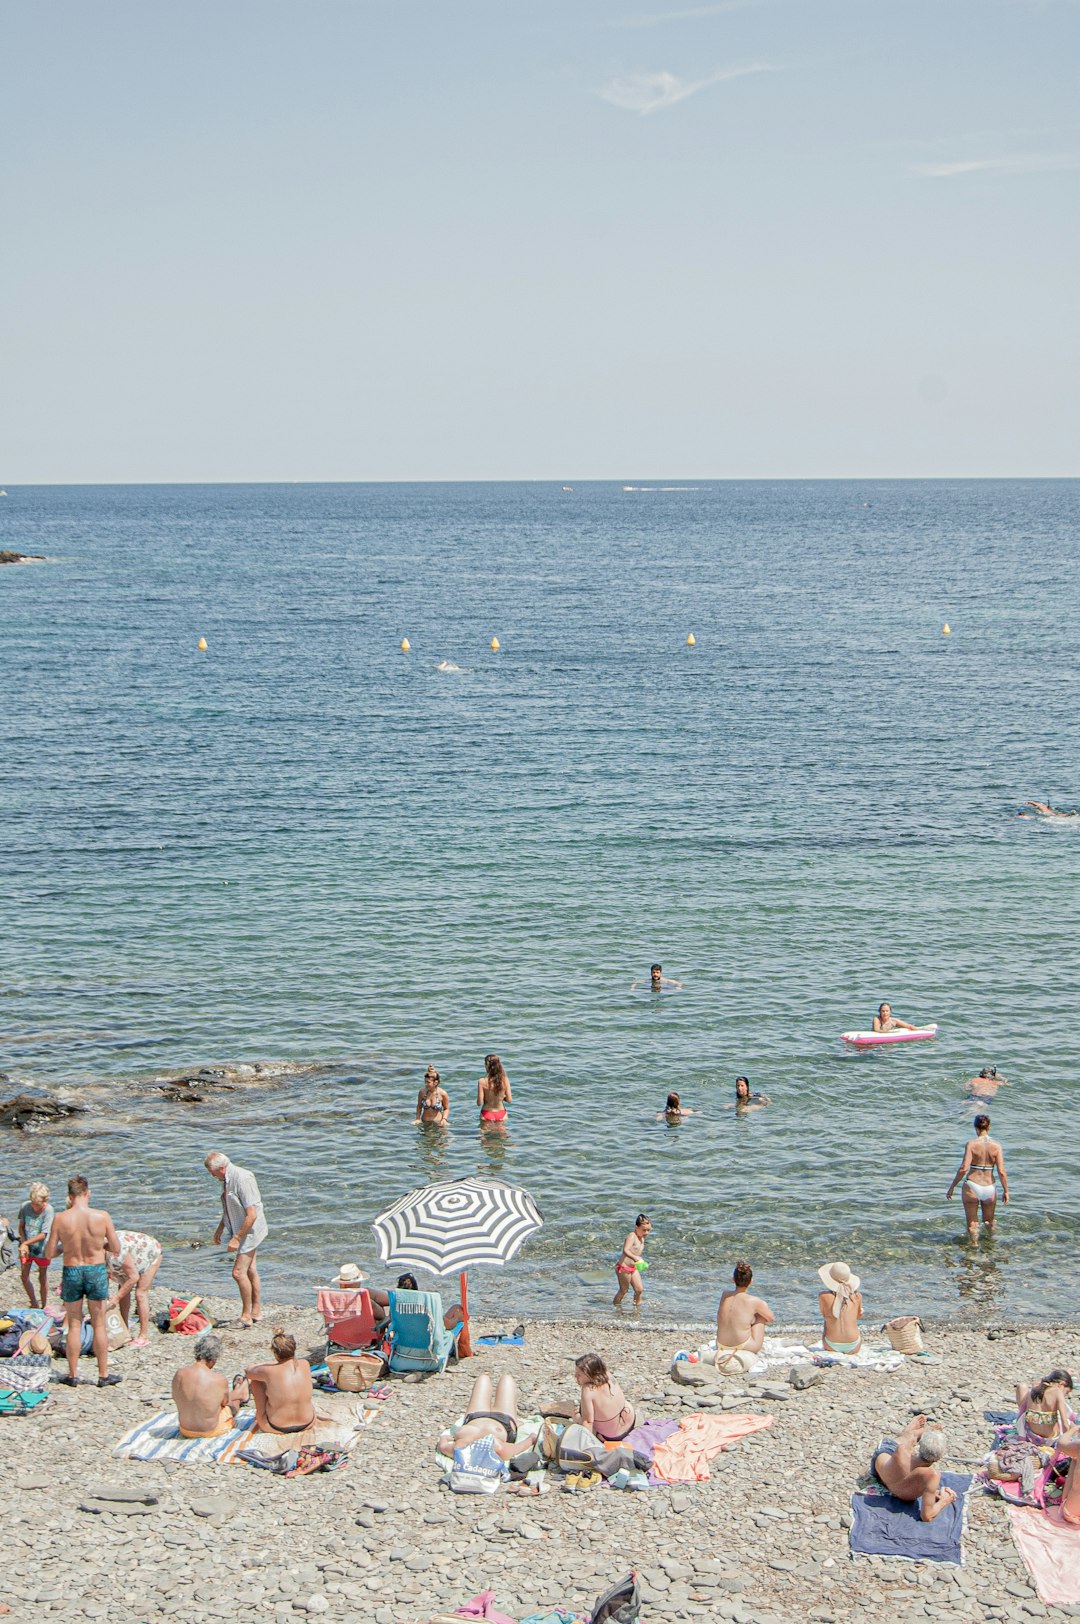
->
332, 1263, 367, 1285
818, 1261, 860, 1294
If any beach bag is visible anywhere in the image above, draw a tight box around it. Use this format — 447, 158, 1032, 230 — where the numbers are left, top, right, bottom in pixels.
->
105, 1311, 132, 1351
556, 1422, 607, 1474
589, 1573, 640, 1624
327, 1351, 385, 1391
883, 1316, 924, 1355
1, 1354, 51, 1393
167, 1296, 208, 1334
449, 1435, 508, 1494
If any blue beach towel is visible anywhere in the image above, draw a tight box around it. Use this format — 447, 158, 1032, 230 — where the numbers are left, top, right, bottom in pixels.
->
476, 1334, 525, 1348
851, 1445, 971, 1564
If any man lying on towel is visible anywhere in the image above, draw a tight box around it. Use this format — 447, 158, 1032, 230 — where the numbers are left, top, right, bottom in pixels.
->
172, 1332, 249, 1438
872, 1415, 956, 1521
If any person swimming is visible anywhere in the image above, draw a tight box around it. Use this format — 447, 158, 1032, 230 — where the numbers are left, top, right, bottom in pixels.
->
1021, 800, 1079, 820
631, 962, 683, 992
657, 1091, 697, 1121
872, 1002, 918, 1033
478, 1054, 511, 1126
965, 1065, 1008, 1099
724, 1076, 771, 1112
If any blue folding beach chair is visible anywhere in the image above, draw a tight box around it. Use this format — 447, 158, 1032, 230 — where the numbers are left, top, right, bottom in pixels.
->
386, 1289, 460, 1375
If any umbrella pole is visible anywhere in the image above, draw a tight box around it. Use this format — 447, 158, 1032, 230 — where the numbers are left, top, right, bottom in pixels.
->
457, 1269, 473, 1358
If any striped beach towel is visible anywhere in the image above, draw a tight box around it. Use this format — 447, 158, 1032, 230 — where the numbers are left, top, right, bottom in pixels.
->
113, 1410, 257, 1465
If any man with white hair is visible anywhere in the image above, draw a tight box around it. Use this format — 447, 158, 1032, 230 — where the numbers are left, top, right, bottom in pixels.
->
872, 1414, 956, 1521
172, 1331, 249, 1438
204, 1152, 268, 1327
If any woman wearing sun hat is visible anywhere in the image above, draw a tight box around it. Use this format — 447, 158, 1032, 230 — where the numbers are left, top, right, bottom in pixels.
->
818, 1261, 863, 1355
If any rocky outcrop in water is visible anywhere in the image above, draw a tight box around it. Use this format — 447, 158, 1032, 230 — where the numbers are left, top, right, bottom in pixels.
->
0, 551, 46, 564
154, 1060, 321, 1103
0, 1093, 86, 1130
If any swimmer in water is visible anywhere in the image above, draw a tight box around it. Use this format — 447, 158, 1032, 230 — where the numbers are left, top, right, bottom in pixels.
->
1022, 800, 1080, 820
656, 1091, 697, 1121
413, 1066, 450, 1127
631, 962, 683, 992
478, 1054, 511, 1127
724, 1076, 771, 1112
965, 1066, 1008, 1099
872, 1002, 918, 1033
946, 1113, 1009, 1241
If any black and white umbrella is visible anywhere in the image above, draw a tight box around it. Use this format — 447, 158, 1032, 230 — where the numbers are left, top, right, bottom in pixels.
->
371, 1175, 543, 1356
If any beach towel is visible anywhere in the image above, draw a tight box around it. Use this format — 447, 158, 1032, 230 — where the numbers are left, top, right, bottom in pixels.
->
850, 1454, 971, 1565
453, 1589, 519, 1622
236, 1395, 375, 1460
622, 1417, 679, 1466
476, 1334, 525, 1348
113, 1410, 258, 1465
1008, 1506, 1080, 1607
760, 1338, 907, 1373
650, 1412, 773, 1484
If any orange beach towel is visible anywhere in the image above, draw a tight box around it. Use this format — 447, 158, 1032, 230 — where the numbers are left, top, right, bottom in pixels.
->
651, 1411, 774, 1483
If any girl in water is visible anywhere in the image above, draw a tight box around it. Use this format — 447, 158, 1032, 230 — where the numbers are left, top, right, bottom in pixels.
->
413, 1066, 450, 1127
724, 1076, 771, 1112
478, 1054, 512, 1127
946, 1113, 1009, 1239
656, 1091, 697, 1121
872, 1002, 918, 1033
572, 1352, 639, 1442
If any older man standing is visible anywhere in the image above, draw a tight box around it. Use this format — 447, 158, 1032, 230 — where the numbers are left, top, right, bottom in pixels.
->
204, 1151, 268, 1327
44, 1175, 122, 1387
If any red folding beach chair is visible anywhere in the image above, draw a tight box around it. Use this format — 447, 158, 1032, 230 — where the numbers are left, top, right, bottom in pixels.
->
316, 1287, 380, 1351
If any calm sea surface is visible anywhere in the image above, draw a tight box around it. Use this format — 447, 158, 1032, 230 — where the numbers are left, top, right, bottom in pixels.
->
2, 481, 1078, 1327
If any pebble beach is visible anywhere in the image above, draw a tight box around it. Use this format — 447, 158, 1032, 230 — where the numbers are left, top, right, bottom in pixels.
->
3, 1296, 1078, 1624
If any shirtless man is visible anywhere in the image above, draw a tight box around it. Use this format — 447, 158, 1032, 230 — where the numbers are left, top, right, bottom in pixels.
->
872, 1002, 917, 1033
172, 1332, 249, 1438
44, 1175, 122, 1387
1024, 800, 1079, 820
965, 1066, 1007, 1099
613, 1214, 651, 1307
714, 1261, 774, 1371
631, 963, 683, 992
872, 1415, 956, 1522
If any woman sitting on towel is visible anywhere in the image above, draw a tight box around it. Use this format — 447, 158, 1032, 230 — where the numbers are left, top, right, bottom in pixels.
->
1016, 1370, 1075, 1441
818, 1261, 864, 1356
573, 1352, 639, 1442
246, 1329, 316, 1435
438, 1371, 537, 1460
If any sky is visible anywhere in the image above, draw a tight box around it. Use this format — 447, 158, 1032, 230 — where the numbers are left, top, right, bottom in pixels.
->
1, 0, 1077, 481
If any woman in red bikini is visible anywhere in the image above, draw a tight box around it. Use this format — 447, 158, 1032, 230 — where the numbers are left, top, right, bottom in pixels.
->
477, 1054, 512, 1128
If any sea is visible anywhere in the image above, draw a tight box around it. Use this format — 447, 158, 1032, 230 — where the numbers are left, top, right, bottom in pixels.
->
2, 480, 1078, 1329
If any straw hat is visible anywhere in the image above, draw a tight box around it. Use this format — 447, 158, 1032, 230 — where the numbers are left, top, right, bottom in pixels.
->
17, 1324, 50, 1355
818, 1261, 860, 1293
332, 1263, 367, 1285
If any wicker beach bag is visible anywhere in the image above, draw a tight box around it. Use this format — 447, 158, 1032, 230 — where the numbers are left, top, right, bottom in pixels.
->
883, 1315, 925, 1354
327, 1351, 385, 1391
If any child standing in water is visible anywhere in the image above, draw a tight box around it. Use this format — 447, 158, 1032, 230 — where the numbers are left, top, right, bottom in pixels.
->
613, 1214, 651, 1308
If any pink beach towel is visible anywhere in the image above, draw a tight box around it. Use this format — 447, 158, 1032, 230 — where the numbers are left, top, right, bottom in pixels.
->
454, 1593, 518, 1624
1008, 1507, 1080, 1607
651, 1412, 773, 1483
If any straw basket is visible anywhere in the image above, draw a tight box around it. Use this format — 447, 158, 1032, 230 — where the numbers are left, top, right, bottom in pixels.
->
883, 1315, 924, 1355
327, 1351, 385, 1391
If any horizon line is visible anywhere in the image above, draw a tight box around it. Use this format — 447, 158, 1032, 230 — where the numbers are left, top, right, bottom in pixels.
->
2, 474, 1078, 488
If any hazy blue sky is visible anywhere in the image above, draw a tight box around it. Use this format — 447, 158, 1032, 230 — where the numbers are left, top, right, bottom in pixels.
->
2, 0, 1077, 480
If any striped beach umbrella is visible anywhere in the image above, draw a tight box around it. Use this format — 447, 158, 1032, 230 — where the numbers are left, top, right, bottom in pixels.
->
371, 1175, 543, 1357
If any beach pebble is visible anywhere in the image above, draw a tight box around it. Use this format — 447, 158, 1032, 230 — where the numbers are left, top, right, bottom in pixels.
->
190, 1496, 234, 1520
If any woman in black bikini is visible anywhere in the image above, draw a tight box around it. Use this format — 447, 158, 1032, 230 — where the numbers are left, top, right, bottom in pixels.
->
573, 1352, 639, 1441
437, 1371, 537, 1460
246, 1329, 316, 1434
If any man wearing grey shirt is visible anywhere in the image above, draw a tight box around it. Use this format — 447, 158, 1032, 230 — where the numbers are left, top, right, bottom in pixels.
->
204, 1151, 268, 1327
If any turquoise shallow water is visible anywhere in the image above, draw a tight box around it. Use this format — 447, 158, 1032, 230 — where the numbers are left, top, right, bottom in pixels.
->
1, 481, 1078, 1326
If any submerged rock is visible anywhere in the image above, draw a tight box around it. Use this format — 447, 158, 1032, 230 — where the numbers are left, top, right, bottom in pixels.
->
0, 1093, 86, 1130
0, 550, 46, 564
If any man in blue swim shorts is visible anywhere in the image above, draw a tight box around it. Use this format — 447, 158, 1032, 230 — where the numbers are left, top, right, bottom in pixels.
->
45, 1176, 123, 1388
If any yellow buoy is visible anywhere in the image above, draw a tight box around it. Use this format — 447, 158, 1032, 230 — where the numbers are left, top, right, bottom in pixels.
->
686, 632, 696, 647
942, 623, 951, 636
400, 637, 412, 652
490, 636, 501, 652
197, 636, 208, 651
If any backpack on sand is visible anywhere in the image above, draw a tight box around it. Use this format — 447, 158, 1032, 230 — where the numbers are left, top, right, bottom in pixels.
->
590, 1573, 640, 1624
